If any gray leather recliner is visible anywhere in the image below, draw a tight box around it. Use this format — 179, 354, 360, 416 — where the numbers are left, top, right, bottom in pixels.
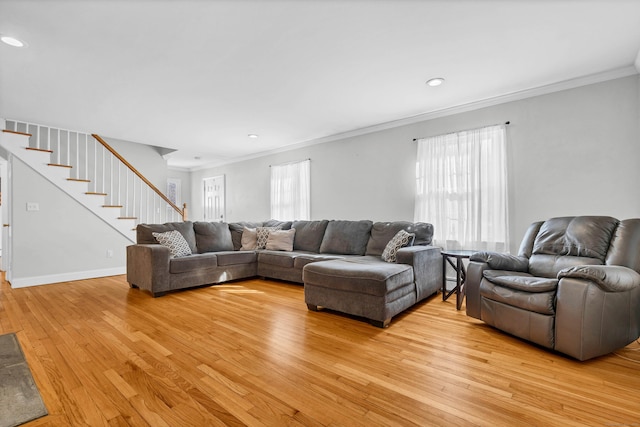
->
466, 216, 640, 361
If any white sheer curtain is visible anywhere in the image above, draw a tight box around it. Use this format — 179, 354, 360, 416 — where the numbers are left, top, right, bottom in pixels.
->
270, 159, 310, 221
414, 124, 509, 252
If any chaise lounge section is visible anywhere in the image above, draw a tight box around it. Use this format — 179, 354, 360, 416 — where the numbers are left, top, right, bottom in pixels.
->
303, 221, 442, 327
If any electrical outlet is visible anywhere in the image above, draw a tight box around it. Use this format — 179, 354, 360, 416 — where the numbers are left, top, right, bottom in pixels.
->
26, 202, 39, 211
106, 249, 113, 258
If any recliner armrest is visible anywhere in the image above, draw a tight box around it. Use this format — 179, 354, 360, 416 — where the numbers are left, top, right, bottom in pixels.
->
470, 251, 529, 272
558, 265, 640, 292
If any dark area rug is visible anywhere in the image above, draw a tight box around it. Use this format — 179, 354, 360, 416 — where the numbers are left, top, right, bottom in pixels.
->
0, 333, 48, 427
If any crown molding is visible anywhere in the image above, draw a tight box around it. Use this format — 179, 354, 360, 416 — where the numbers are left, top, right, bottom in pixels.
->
192, 66, 639, 171
167, 165, 192, 173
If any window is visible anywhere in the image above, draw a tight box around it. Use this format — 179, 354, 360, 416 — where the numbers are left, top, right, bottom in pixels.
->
270, 159, 310, 221
414, 124, 509, 252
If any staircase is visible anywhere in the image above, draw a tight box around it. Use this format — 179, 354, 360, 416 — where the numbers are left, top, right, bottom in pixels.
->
1, 120, 186, 243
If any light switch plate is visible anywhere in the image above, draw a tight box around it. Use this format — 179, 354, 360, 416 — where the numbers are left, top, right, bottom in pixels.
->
26, 202, 39, 211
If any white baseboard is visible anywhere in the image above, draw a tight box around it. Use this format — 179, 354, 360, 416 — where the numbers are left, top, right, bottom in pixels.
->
9, 267, 126, 288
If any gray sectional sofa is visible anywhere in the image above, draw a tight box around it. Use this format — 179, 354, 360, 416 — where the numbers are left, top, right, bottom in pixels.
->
126, 219, 442, 327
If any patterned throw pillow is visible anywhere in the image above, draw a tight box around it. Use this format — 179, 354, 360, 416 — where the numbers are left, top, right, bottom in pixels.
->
381, 230, 415, 263
256, 226, 282, 249
152, 230, 192, 258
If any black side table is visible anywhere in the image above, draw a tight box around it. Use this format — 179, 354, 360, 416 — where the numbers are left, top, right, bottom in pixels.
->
442, 249, 476, 310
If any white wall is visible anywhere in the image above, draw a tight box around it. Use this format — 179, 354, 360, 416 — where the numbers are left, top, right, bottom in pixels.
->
191, 75, 640, 254
9, 157, 132, 286
105, 136, 169, 190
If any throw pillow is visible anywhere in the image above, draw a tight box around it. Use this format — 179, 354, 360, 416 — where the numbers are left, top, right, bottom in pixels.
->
137, 221, 197, 253
152, 230, 192, 258
256, 226, 282, 249
266, 228, 296, 251
229, 222, 262, 250
240, 227, 258, 250
381, 230, 415, 263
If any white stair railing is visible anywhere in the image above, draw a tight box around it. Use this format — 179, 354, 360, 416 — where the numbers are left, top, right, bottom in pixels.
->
5, 120, 187, 225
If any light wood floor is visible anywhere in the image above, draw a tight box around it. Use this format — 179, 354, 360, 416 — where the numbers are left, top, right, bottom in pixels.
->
1, 275, 639, 426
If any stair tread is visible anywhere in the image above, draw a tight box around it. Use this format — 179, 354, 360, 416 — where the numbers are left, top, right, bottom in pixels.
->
26, 147, 53, 153
102, 205, 123, 208
86, 192, 108, 196
67, 178, 91, 183
48, 163, 72, 168
2, 129, 32, 137
118, 217, 138, 220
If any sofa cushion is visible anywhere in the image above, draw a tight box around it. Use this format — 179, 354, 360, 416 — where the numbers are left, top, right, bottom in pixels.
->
480, 279, 556, 315
137, 221, 197, 253
303, 258, 414, 297
194, 222, 234, 253
319, 220, 373, 255
292, 220, 329, 253
170, 253, 218, 274
381, 230, 415, 263
529, 254, 602, 279
293, 253, 343, 269
215, 251, 257, 266
410, 222, 435, 246
263, 219, 293, 230
483, 270, 558, 293
152, 230, 192, 258
266, 229, 296, 251
258, 251, 297, 268
366, 221, 433, 256
367, 222, 411, 256
229, 222, 263, 250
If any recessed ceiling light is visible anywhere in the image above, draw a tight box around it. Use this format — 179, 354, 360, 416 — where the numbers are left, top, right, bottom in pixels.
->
1, 35, 26, 48
426, 77, 445, 87
248, 134, 259, 139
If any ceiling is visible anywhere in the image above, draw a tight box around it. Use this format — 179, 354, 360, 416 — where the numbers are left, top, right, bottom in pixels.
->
1, 1, 640, 170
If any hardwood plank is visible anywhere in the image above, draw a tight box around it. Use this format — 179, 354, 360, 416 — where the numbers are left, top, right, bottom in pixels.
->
1, 276, 639, 426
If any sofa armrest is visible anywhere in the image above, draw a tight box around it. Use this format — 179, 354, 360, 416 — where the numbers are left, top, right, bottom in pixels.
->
396, 245, 442, 301
470, 251, 529, 272
126, 244, 171, 297
558, 265, 640, 292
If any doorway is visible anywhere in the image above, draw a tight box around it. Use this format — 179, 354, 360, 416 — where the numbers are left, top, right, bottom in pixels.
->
0, 158, 10, 280
203, 175, 225, 222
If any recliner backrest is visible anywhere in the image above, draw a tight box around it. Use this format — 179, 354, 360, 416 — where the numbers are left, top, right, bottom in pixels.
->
527, 216, 619, 278
517, 221, 543, 258
605, 218, 640, 273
